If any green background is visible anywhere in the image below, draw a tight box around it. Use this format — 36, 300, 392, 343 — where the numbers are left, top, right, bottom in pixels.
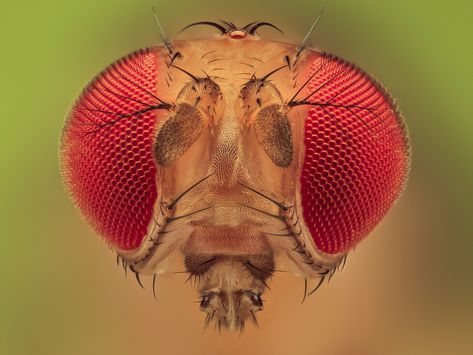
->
1, 0, 472, 354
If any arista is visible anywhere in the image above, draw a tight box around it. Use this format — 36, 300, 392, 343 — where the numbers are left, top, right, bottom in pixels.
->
60, 20, 410, 331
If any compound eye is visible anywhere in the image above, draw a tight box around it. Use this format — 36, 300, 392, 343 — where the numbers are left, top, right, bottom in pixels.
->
297, 53, 410, 254
60, 49, 164, 251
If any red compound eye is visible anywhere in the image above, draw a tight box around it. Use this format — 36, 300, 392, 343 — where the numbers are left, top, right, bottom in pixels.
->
60, 49, 162, 251
299, 53, 410, 254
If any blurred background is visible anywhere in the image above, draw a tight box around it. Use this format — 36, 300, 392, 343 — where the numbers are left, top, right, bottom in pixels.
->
1, 0, 472, 354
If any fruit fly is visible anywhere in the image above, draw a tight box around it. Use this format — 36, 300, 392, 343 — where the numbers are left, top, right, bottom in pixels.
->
59, 18, 410, 332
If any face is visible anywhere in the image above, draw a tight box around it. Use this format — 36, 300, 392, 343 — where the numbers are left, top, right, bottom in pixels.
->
60, 21, 410, 331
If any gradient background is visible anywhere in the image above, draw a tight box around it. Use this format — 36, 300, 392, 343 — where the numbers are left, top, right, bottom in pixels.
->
1, 0, 472, 354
